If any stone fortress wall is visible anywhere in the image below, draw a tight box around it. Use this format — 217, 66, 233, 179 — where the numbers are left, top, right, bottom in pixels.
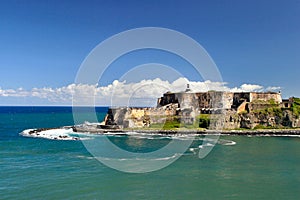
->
158, 89, 282, 113
104, 84, 285, 129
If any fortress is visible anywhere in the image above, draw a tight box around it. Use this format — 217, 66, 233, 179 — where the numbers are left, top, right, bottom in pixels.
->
103, 84, 297, 130
157, 84, 282, 113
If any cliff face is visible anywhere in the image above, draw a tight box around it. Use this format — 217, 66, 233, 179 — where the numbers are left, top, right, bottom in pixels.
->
104, 107, 300, 130
105, 106, 178, 128
224, 110, 300, 129
103, 89, 299, 130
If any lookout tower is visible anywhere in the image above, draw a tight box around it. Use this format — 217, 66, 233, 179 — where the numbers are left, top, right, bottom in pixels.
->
185, 84, 191, 92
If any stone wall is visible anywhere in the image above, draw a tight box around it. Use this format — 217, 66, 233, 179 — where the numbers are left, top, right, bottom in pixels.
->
105, 106, 300, 130
157, 92, 178, 106
248, 103, 278, 112
223, 92, 234, 109
104, 90, 286, 130
159, 91, 233, 110
105, 104, 181, 128
249, 92, 282, 103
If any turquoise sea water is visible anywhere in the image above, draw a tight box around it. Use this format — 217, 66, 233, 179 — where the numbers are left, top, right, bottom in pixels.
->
1, 106, 300, 199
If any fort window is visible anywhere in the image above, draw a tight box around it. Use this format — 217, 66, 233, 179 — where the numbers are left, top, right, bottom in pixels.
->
285, 103, 289, 107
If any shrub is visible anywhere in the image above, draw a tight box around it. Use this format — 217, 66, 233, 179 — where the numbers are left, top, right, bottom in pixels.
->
291, 98, 300, 118
198, 114, 210, 128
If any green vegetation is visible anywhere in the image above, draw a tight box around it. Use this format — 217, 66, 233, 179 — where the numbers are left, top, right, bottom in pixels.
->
148, 115, 208, 130
268, 99, 278, 106
162, 120, 181, 129
250, 98, 300, 119
252, 104, 283, 117
265, 107, 283, 117
198, 114, 210, 128
251, 99, 279, 105
250, 98, 283, 117
149, 117, 181, 130
291, 98, 300, 118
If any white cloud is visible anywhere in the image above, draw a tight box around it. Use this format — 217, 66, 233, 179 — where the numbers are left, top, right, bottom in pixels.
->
240, 84, 264, 92
0, 78, 281, 106
266, 86, 281, 92
230, 84, 264, 92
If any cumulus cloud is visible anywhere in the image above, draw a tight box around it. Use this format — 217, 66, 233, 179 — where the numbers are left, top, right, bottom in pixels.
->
229, 84, 264, 92
266, 86, 281, 92
0, 78, 281, 106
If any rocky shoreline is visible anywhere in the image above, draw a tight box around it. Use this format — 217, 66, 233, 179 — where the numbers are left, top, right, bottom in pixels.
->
21, 124, 300, 141
71, 123, 300, 136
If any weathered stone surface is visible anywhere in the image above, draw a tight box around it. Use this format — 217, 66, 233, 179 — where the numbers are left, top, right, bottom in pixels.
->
103, 87, 298, 130
223, 110, 300, 129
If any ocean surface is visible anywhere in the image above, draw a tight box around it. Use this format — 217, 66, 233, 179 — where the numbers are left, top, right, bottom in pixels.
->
1, 106, 300, 199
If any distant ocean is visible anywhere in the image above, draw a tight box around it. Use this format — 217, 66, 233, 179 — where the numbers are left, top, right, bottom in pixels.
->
1, 106, 300, 199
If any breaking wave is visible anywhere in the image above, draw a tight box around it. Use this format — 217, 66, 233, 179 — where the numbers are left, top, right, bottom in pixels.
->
20, 129, 237, 148
218, 139, 237, 146
20, 128, 91, 141
96, 153, 181, 161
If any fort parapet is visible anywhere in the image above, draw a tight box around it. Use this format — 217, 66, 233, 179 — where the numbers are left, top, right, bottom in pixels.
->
103, 84, 297, 129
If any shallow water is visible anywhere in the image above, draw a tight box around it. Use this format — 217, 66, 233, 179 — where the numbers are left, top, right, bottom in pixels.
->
1, 107, 300, 199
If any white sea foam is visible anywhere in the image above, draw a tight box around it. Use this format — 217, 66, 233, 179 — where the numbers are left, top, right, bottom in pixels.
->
96, 153, 180, 161
103, 132, 238, 148
218, 139, 237, 146
20, 128, 239, 147
188, 148, 198, 155
254, 134, 300, 138
76, 155, 95, 160
154, 153, 180, 160
197, 139, 236, 148
20, 128, 82, 140
198, 142, 215, 149
221, 141, 236, 146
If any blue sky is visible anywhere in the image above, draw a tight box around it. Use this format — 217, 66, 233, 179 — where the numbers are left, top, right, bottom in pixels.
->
0, 0, 299, 105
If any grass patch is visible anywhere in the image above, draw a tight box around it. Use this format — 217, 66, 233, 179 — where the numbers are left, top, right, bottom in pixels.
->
252, 106, 283, 117
149, 116, 207, 130
149, 117, 181, 130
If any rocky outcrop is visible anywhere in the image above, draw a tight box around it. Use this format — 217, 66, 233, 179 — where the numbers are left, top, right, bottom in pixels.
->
223, 110, 300, 129
103, 87, 299, 130
104, 105, 178, 128
104, 104, 300, 130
